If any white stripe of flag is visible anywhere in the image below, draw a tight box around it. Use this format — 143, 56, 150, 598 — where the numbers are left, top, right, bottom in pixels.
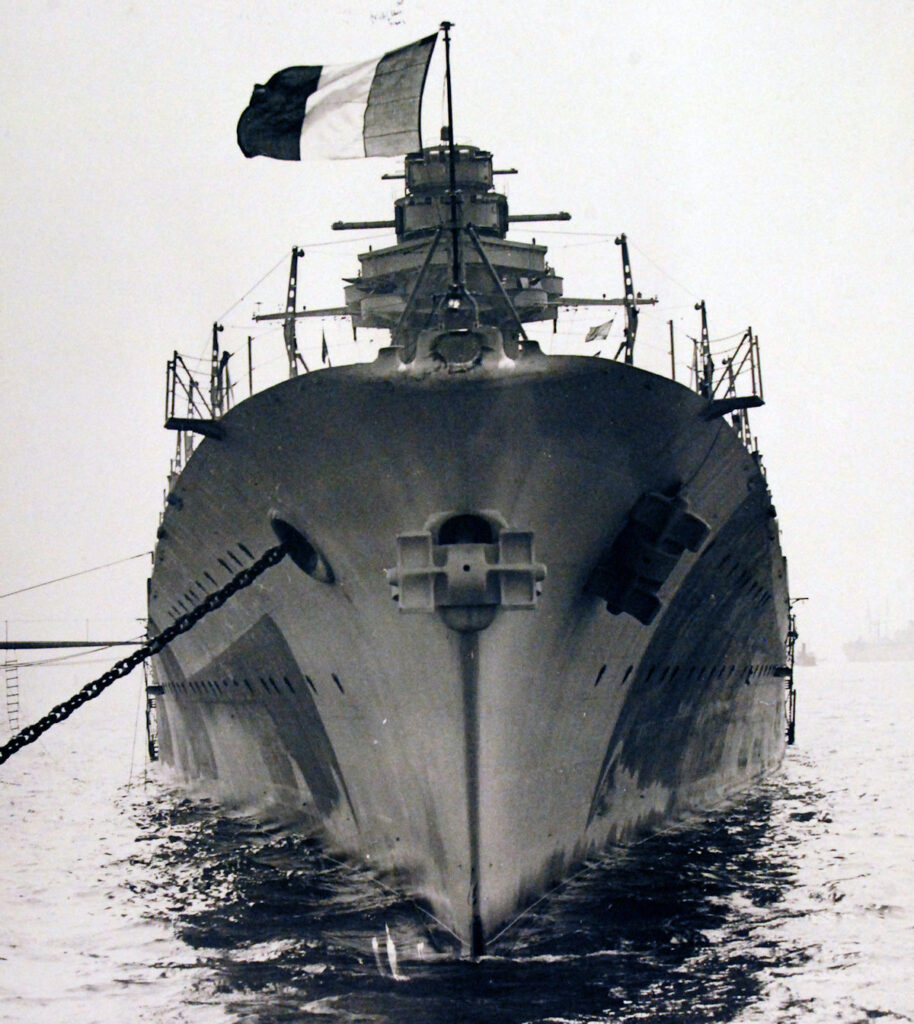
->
237, 34, 437, 161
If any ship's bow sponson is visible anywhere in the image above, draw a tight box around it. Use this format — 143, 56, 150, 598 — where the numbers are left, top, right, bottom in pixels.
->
150, 336, 789, 952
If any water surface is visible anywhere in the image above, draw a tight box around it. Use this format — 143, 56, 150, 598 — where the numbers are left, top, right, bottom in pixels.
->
1, 661, 912, 1023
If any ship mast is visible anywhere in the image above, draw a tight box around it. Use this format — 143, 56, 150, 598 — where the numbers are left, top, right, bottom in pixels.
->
436, 22, 529, 339
209, 322, 231, 416
440, 21, 462, 297
614, 234, 639, 364
694, 300, 714, 399
327, 25, 656, 351
282, 246, 308, 376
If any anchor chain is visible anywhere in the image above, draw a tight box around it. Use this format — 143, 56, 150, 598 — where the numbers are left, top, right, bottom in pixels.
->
0, 541, 288, 767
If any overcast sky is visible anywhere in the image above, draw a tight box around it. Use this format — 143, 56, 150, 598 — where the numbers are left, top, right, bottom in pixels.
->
2, 0, 912, 685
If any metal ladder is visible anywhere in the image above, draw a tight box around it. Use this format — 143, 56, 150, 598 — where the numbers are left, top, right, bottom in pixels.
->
785, 606, 800, 745
143, 660, 160, 761
4, 657, 20, 732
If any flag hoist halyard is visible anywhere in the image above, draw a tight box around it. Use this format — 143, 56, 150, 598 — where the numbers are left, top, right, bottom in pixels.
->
237, 33, 437, 160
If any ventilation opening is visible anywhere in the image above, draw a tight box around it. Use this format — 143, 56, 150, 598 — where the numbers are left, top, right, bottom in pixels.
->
436, 514, 496, 545
271, 517, 335, 583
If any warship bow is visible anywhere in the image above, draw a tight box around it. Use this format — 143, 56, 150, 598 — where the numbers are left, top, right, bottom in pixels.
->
148, 26, 791, 955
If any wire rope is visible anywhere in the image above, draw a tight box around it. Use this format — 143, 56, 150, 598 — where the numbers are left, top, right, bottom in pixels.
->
1, 553, 152, 600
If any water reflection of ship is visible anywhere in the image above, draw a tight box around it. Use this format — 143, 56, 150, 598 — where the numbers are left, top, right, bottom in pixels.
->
844, 622, 914, 663
131, 783, 807, 1021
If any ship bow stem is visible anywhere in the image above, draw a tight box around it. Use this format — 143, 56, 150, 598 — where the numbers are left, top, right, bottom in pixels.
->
459, 630, 486, 956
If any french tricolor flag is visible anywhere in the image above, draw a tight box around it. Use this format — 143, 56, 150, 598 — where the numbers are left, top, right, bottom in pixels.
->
237, 34, 437, 161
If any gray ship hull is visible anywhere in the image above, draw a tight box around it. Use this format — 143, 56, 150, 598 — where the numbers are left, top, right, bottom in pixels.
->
149, 349, 789, 950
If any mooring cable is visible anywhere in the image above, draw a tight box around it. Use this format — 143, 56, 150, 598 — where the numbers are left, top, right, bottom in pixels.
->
0, 542, 288, 767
